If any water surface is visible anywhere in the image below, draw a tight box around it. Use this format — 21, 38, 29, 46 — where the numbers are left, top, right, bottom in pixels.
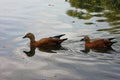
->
0, 0, 120, 80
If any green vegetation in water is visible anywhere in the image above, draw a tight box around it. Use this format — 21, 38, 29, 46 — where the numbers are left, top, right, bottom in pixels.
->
111, 22, 120, 26
66, 0, 120, 34
68, 0, 120, 11
97, 26, 120, 34
85, 22, 94, 25
103, 11, 120, 22
96, 19, 107, 22
66, 10, 92, 20
92, 14, 103, 17
69, 0, 104, 12
67, 0, 120, 19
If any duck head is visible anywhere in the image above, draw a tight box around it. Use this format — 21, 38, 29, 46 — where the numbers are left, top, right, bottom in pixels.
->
80, 36, 90, 42
23, 33, 35, 42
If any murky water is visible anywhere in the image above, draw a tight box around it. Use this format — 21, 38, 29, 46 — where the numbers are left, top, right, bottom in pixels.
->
0, 0, 120, 80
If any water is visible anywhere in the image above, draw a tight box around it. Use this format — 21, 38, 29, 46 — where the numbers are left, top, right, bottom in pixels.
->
0, 0, 120, 80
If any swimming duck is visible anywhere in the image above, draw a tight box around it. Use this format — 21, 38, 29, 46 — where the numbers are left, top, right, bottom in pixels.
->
23, 33, 68, 47
80, 36, 117, 49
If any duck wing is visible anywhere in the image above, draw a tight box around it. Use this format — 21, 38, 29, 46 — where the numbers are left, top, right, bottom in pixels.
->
52, 34, 65, 39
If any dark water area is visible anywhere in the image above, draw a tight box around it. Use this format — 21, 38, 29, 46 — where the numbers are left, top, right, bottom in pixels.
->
0, 0, 120, 80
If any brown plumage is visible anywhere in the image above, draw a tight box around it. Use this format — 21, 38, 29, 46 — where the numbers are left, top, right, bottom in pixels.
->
23, 33, 67, 47
81, 36, 117, 49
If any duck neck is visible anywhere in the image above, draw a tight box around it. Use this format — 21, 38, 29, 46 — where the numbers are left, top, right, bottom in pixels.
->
30, 38, 35, 43
85, 39, 90, 43
86, 41, 90, 43
29, 36, 36, 43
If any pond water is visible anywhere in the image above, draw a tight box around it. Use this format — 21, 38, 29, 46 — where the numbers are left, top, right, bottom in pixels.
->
0, 0, 120, 80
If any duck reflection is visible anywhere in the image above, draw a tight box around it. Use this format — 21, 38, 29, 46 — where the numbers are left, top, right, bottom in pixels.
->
81, 46, 115, 54
23, 45, 66, 57
23, 46, 36, 57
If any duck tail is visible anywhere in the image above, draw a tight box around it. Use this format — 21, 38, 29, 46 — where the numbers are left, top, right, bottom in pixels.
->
59, 38, 68, 43
108, 38, 115, 41
53, 34, 65, 39
61, 38, 68, 41
107, 41, 117, 47
111, 41, 117, 44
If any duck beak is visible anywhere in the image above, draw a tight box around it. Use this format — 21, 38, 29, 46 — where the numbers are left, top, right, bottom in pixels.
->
23, 35, 27, 39
80, 38, 85, 41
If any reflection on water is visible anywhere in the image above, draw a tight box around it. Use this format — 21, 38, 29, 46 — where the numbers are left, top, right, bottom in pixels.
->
0, 0, 120, 80
66, 0, 120, 34
81, 46, 116, 54
23, 46, 36, 57
98, 26, 120, 34
23, 46, 67, 57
